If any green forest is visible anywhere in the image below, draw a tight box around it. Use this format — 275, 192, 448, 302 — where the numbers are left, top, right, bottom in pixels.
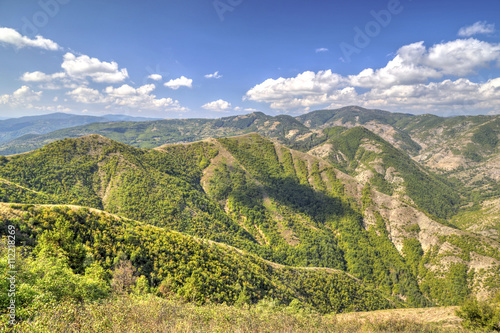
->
0, 114, 499, 331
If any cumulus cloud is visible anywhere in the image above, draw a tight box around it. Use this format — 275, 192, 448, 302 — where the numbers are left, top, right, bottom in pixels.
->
66, 84, 187, 112
148, 74, 163, 81
164, 76, 193, 89
19, 53, 129, 88
358, 78, 500, 111
205, 71, 222, 79
202, 99, 232, 112
246, 38, 500, 113
0, 27, 61, 50
21, 71, 66, 82
348, 39, 500, 88
66, 86, 104, 104
0, 86, 42, 106
245, 70, 345, 104
61, 53, 129, 83
425, 39, 500, 76
458, 21, 495, 37
315, 48, 329, 53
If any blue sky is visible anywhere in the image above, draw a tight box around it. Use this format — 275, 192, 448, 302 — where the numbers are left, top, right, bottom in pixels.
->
0, 0, 499, 118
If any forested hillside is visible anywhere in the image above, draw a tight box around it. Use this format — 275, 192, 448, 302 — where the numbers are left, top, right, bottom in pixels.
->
306, 126, 460, 219
0, 203, 391, 320
1, 107, 499, 331
0, 131, 498, 315
0, 112, 309, 155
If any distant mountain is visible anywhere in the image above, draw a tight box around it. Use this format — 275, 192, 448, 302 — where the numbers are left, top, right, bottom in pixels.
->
0, 112, 162, 147
0, 112, 108, 145
101, 114, 162, 122
0, 112, 310, 155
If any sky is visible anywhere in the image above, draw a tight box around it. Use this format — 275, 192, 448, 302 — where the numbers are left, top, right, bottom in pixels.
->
0, 0, 499, 119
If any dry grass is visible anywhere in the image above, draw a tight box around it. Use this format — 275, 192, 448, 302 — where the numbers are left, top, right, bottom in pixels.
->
10, 296, 469, 333
337, 306, 463, 330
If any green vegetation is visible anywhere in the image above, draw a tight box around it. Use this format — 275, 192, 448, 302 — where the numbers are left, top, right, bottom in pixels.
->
322, 127, 460, 219
0, 204, 391, 329
9, 295, 462, 333
216, 134, 430, 307
0, 112, 310, 155
456, 294, 500, 331
0, 126, 498, 329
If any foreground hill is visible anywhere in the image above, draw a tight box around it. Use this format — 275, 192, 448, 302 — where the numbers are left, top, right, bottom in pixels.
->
0, 203, 390, 316
1, 134, 499, 308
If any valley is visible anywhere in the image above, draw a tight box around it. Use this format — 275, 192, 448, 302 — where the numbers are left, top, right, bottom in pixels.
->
1, 106, 499, 331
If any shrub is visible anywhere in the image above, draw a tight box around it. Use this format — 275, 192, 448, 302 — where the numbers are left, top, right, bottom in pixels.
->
456, 296, 500, 331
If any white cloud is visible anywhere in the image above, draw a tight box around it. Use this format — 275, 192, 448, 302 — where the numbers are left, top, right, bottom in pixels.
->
315, 48, 329, 53
348, 39, 500, 88
148, 74, 163, 81
202, 99, 232, 112
425, 39, 500, 76
245, 70, 345, 105
348, 42, 441, 88
19, 53, 129, 88
0, 27, 61, 51
61, 53, 129, 83
0, 86, 42, 106
34, 105, 73, 113
458, 21, 495, 37
357, 78, 500, 112
66, 86, 104, 104
20, 71, 66, 82
205, 71, 222, 79
246, 38, 500, 113
66, 84, 187, 112
164, 76, 193, 89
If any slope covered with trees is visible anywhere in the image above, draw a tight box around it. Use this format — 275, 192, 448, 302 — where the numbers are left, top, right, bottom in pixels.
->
307, 127, 460, 219
0, 203, 391, 326
1, 129, 499, 327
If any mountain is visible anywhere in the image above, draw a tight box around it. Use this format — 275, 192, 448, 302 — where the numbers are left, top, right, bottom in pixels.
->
295, 106, 422, 154
0, 112, 310, 155
306, 126, 460, 219
0, 112, 108, 145
0, 112, 163, 148
1, 107, 498, 235
1, 133, 499, 311
101, 114, 162, 121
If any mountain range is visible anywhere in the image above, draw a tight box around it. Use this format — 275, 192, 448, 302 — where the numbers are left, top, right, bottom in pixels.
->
0, 112, 161, 147
1, 106, 499, 318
